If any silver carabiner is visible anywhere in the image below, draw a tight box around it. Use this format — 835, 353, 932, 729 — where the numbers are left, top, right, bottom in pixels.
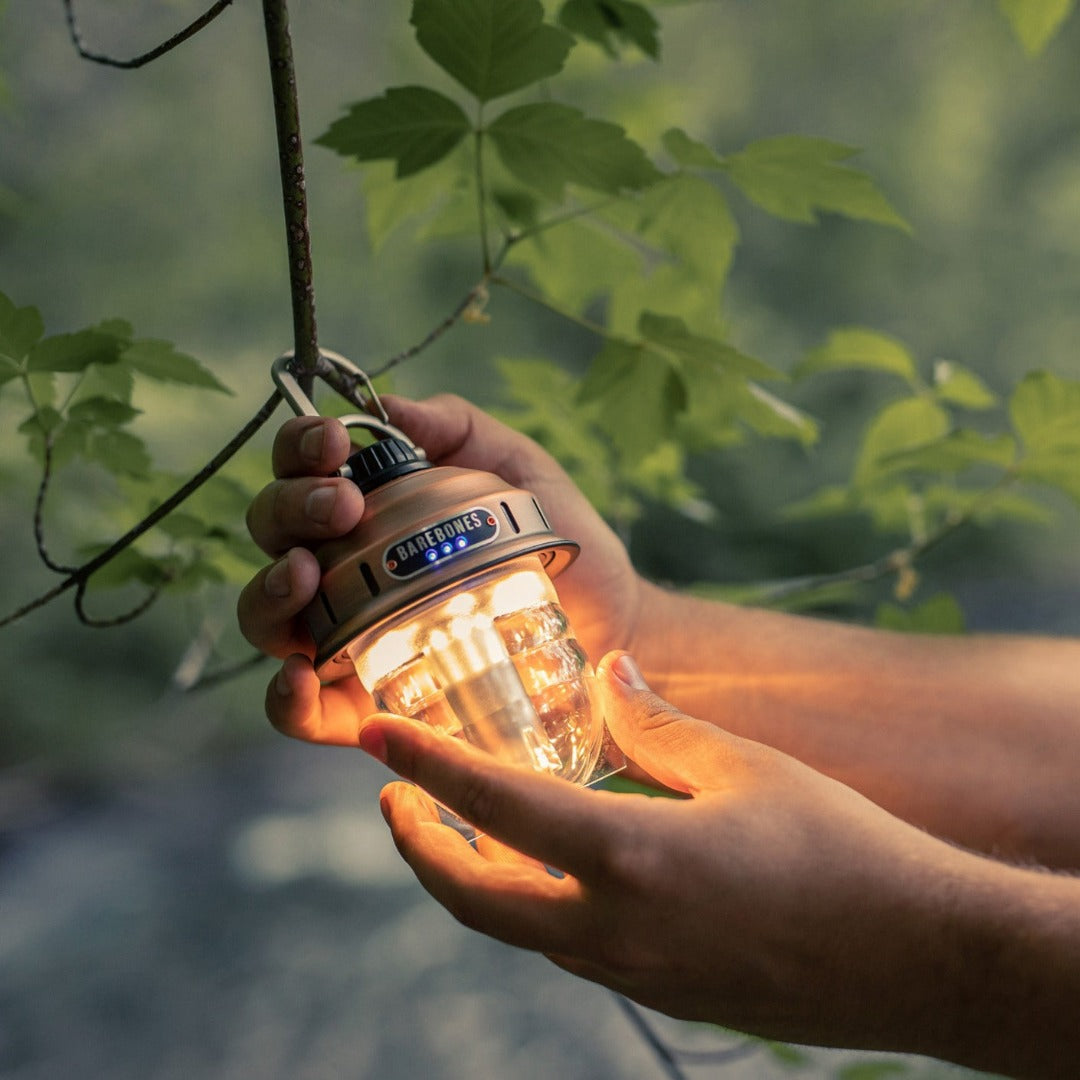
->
270, 350, 425, 460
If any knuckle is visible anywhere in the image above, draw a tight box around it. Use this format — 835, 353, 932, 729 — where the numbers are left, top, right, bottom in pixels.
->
590, 820, 646, 892
455, 767, 502, 833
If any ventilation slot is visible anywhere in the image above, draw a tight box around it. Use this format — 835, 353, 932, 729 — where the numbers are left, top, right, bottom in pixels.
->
531, 498, 550, 530
318, 590, 338, 625
359, 561, 381, 597
501, 501, 521, 534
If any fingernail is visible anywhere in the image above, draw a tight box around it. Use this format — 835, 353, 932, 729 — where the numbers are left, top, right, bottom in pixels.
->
305, 484, 337, 524
300, 423, 325, 463
264, 554, 291, 598
275, 666, 294, 697
612, 653, 649, 690
359, 724, 388, 764
379, 793, 391, 823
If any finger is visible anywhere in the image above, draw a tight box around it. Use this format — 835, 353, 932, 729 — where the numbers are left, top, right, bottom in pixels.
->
380, 781, 589, 954
237, 547, 321, 658
381, 779, 548, 871
384, 394, 555, 482
597, 652, 754, 796
245, 475, 364, 557
272, 416, 353, 479
266, 653, 373, 746
358, 715, 629, 879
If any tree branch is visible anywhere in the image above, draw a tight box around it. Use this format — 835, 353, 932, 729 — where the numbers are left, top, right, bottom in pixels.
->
63, 0, 234, 70
261, 0, 319, 385
0, 391, 282, 630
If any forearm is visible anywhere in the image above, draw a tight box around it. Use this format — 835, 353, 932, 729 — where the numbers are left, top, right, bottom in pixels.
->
632, 582, 1080, 868
908, 854, 1080, 1078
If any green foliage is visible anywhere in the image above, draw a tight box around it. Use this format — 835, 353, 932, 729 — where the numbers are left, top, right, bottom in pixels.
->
316, 87, 471, 179
876, 593, 966, 634
999, 0, 1076, 54
797, 328, 919, 387
557, 0, 660, 59
0, 288, 253, 592
411, 0, 573, 103
488, 103, 661, 198
720, 137, 910, 231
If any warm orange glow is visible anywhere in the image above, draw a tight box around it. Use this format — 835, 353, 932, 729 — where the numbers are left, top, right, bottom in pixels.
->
348, 556, 605, 782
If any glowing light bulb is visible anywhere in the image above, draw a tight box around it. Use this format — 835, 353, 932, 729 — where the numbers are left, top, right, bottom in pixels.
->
348, 556, 605, 783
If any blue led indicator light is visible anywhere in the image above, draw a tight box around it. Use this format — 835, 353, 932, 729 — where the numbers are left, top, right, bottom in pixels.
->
425, 549, 438, 562
455, 536, 468, 549
440, 542, 453, 556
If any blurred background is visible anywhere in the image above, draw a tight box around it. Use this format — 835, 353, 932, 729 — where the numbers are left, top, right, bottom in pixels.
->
2, 1, 1079, 1077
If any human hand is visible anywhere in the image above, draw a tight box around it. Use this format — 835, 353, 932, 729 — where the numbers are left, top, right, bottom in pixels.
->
237, 394, 644, 746
364, 651, 988, 1056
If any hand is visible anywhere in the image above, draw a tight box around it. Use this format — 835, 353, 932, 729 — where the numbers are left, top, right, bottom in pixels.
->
364, 651, 989, 1057
237, 394, 644, 746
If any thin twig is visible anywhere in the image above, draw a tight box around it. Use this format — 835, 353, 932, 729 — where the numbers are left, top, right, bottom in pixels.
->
753, 474, 1019, 607
63, 0, 234, 70
612, 996, 689, 1080
0, 391, 282, 630
262, 0, 319, 385
33, 431, 79, 574
75, 578, 163, 627
369, 284, 489, 379
186, 651, 269, 692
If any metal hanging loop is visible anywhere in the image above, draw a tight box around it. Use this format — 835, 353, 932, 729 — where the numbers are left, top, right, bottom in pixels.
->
271, 350, 424, 457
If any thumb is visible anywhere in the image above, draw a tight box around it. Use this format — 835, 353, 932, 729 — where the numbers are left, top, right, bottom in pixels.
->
597, 652, 748, 796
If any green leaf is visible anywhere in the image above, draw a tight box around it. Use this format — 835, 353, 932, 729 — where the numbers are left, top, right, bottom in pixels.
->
999, 0, 1075, 54
1010, 370, 1080, 501
488, 103, 661, 200
68, 358, 135, 407
27, 330, 123, 373
854, 397, 951, 487
505, 219, 644, 312
122, 339, 231, 393
360, 154, 473, 251
875, 430, 1017, 477
876, 594, 966, 635
635, 173, 739, 289
722, 136, 909, 230
638, 311, 781, 380
557, 0, 660, 59
797, 327, 919, 386
608, 262, 721, 339
932, 360, 996, 409
68, 396, 142, 428
0, 291, 44, 365
661, 127, 725, 170
578, 338, 685, 460
86, 429, 152, 478
17, 406, 64, 436
316, 86, 472, 179
411, 0, 573, 103
781, 484, 856, 521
